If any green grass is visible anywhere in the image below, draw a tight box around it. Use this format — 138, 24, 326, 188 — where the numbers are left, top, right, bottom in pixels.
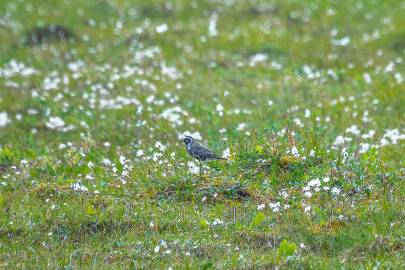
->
0, 0, 404, 269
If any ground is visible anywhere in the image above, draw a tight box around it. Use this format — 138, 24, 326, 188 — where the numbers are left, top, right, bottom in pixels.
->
0, 0, 404, 269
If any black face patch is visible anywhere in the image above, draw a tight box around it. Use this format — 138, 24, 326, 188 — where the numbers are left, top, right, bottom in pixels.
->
183, 138, 191, 144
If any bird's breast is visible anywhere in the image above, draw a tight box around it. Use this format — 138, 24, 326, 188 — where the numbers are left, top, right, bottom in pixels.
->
186, 144, 192, 152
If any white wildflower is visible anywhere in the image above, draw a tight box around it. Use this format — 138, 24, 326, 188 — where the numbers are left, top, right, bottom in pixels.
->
293, 118, 304, 128
0, 112, 10, 127
46, 116, 65, 130
331, 187, 341, 195
363, 73, 372, 84
103, 142, 111, 148
119, 155, 126, 165
249, 53, 268, 66
102, 158, 111, 166
178, 131, 202, 140
155, 141, 166, 151
160, 106, 188, 126
71, 182, 88, 192
269, 202, 280, 212
361, 130, 375, 139
216, 104, 224, 117
332, 36, 350, 46
155, 24, 168, 34
212, 218, 224, 226
136, 150, 144, 157
236, 123, 246, 131
346, 125, 361, 135
333, 135, 345, 146
222, 148, 230, 159
208, 13, 218, 37
291, 146, 300, 157
359, 143, 371, 153
307, 178, 321, 187
161, 63, 181, 80
188, 161, 200, 174
381, 129, 405, 145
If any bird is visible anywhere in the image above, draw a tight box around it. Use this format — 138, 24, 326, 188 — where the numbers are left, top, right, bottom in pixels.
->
182, 136, 226, 176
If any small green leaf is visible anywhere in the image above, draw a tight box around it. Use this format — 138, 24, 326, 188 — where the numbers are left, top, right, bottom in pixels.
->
277, 239, 297, 257
250, 212, 266, 227
255, 145, 264, 154
86, 205, 96, 215
199, 219, 210, 229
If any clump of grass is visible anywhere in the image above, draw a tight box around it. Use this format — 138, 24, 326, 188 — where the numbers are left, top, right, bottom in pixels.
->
22, 24, 78, 46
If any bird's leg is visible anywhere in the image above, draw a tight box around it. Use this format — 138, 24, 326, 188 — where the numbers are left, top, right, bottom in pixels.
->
199, 161, 202, 178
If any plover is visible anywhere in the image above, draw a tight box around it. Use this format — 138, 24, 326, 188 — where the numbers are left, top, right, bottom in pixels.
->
182, 136, 226, 175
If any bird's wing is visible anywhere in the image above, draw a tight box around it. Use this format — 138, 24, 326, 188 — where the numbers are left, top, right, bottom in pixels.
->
192, 143, 215, 158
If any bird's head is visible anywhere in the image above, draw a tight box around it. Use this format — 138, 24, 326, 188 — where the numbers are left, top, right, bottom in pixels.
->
183, 136, 194, 146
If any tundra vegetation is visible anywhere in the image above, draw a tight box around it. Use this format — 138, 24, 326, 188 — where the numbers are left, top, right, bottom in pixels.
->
0, 0, 404, 269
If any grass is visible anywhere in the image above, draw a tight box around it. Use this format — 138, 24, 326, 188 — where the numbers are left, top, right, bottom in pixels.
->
0, 0, 404, 269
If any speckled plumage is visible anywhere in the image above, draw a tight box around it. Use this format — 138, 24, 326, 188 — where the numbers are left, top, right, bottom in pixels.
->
183, 136, 225, 161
